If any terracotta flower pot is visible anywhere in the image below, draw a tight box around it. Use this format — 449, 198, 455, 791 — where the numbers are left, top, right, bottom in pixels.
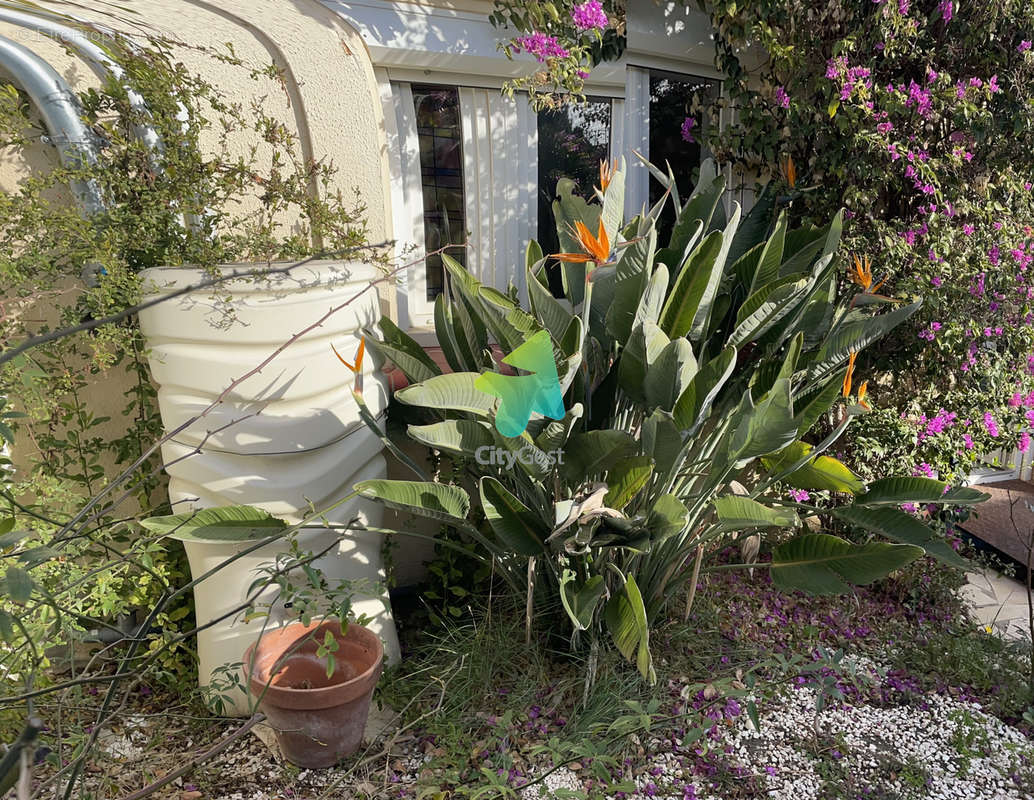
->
244, 619, 383, 768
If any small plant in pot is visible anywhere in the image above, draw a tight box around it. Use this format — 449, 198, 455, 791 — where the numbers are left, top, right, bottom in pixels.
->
243, 537, 383, 769
140, 504, 386, 762
244, 619, 383, 769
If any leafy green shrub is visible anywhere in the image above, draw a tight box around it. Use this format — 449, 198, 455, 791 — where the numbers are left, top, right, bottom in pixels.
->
488, 0, 1034, 484
0, 27, 371, 689
703, 0, 1034, 484
358, 160, 986, 683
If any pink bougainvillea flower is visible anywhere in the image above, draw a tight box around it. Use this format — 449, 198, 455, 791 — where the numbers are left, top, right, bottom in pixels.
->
513, 33, 569, 62
1020, 40, 1033, 53
774, 86, 790, 108
681, 116, 696, 143
571, 0, 608, 32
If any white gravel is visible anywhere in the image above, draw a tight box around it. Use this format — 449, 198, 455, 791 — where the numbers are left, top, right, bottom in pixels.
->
558, 673, 1034, 800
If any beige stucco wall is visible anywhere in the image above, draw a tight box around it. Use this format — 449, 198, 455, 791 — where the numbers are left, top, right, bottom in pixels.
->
1, 2, 398, 512
0, 0, 391, 246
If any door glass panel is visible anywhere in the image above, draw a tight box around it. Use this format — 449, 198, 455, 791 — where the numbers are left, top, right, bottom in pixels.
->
649, 72, 719, 242
537, 98, 612, 269
412, 84, 466, 301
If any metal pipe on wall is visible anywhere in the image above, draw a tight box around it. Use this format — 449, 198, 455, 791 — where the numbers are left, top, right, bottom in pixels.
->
0, 6, 162, 154
0, 32, 104, 214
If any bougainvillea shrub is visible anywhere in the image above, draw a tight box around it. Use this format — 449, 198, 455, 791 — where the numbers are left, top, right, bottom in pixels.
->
705, 0, 1034, 483
490, 0, 1034, 483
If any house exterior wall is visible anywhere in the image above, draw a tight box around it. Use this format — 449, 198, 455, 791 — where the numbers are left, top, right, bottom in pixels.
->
1, 0, 390, 244
1, 2, 394, 517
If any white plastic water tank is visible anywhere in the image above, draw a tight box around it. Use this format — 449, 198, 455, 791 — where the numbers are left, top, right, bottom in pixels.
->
138, 261, 399, 715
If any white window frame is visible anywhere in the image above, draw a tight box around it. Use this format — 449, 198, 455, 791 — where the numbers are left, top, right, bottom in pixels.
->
379, 65, 729, 331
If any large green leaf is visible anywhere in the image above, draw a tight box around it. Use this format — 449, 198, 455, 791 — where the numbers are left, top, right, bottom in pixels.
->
369, 317, 441, 383
604, 573, 655, 682
480, 477, 548, 556
672, 346, 737, 431
855, 478, 989, 506
434, 294, 475, 373
713, 495, 798, 532
690, 203, 740, 341
659, 230, 724, 338
553, 179, 600, 306
606, 225, 656, 342
748, 209, 787, 296
780, 211, 840, 276
641, 409, 684, 477
600, 157, 626, 242
407, 419, 495, 459
528, 261, 574, 343
140, 506, 288, 542
771, 533, 924, 595
646, 493, 689, 540
635, 263, 669, 329
441, 256, 489, 356
832, 506, 970, 569
797, 273, 838, 350
807, 301, 922, 383
563, 430, 638, 480
762, 441, 864, 494
731, 378, 799, 460
396, 372, 496, 417
644, 338, 697, 411
354, 479, 471, 525
727, 181, 776, 269
666, 164, 724, 258
603, 455, 654, 510
729, 277, 811, 348
560, 571, 606, 631
792, 374, 844, 437
618, 321, 670, 402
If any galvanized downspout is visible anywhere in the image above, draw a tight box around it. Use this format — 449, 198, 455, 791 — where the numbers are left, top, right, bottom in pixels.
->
0, 32, 104, 214
0, 6, 162, 154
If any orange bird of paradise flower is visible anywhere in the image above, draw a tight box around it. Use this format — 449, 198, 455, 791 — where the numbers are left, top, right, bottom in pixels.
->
781, 154, 796, 189
842, 351, 858, 398
552, 219, 611, 264
598, 158, 618, 194
333, 336, 366, 389
849, 254, 886, 294
857, 380, 871, 410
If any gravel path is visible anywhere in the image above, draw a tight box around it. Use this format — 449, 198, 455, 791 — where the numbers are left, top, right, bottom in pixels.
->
518, 672, 1034, 800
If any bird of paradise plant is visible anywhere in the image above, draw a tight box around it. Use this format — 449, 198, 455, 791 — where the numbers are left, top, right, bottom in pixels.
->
551, 219, 611, 265
357, 158, 987, 686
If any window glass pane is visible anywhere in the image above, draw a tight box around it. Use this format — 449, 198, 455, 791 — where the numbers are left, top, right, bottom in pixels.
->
649, 72, 719, 242
412, 84, 466, 302
537, 98, 612, 274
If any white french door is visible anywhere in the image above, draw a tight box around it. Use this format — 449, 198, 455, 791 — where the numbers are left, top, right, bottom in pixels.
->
381, 75, 538, 329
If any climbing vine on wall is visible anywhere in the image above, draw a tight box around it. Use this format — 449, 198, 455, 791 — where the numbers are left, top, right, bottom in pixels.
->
0, 26, 372, 684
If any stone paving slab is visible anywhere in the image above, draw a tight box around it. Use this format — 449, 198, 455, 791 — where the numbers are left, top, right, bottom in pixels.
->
959, 480, 1034, 568
962, 569, 1033, 641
